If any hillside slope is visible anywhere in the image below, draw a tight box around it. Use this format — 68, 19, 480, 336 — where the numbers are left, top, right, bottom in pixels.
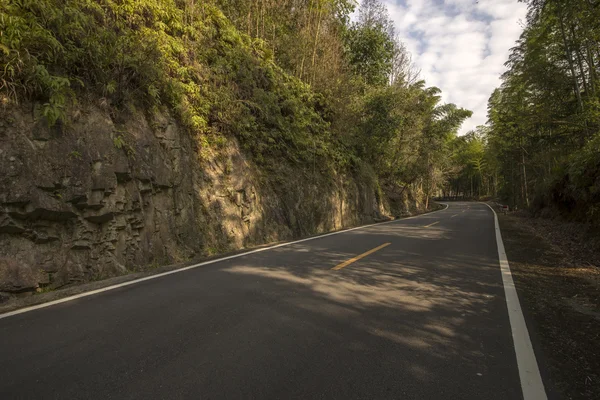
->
0, 0, 466, 296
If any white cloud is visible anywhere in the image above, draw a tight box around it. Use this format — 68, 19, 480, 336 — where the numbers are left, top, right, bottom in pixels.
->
385, 0, 527, 134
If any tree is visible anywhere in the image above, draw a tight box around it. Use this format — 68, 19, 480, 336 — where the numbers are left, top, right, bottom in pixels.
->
344, 0, 396, 86
480, 0, 600, 220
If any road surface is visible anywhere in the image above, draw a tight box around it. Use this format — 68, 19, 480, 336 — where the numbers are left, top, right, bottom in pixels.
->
0, 202, 540, 399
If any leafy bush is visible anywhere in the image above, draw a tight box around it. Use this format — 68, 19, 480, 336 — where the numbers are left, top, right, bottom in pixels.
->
0, 0, 340, 171
540, 134, 600, 223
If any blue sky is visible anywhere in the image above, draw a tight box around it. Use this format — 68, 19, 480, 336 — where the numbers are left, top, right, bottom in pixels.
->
382, 0, 527, 134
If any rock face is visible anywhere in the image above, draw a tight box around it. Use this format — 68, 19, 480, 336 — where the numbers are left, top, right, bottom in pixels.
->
0, 104, 392, 296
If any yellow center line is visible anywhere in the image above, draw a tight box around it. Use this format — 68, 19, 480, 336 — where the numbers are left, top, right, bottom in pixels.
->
332, 243, 391, 271
424, 221, 440, 228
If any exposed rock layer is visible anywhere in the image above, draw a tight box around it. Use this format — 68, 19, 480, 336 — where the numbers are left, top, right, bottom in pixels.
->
0, 104, 410, 296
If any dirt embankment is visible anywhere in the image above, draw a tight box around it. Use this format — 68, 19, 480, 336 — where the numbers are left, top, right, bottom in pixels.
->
499, 212, 600, 400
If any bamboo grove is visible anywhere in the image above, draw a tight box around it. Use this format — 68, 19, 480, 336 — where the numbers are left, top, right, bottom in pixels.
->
466, 0, 600, 222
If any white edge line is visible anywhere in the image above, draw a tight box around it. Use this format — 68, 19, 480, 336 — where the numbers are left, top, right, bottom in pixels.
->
483, 202, 547, 400
0, 203, 449, 320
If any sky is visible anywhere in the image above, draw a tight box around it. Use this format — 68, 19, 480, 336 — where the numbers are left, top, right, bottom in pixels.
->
381, 0, 528, 134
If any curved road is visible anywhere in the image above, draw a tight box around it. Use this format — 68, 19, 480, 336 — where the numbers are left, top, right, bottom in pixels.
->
1, 202, 542, 399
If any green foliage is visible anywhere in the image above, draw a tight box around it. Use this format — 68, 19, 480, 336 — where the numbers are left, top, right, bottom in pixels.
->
343, 0, 397, 87
446, 128, 494, 199
482, 0, 600, 221
546, 133, 600, 221
68, 150, 82, 160
1, 0, 473, 210
345, 25, 395, 86
113, 134, 135, 158
112, 135, 126, 150
1, 0, 211, 131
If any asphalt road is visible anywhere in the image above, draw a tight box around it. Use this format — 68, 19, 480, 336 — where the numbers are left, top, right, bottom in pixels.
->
1, 202, 527, 399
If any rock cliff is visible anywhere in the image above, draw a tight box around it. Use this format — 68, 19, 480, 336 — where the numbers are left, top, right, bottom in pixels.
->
0, 104, 396, 296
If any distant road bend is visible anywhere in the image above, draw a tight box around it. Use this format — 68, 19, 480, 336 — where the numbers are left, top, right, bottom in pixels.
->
0, 202, 547, 399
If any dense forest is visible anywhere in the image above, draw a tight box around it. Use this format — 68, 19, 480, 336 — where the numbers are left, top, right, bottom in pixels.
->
451, 0, 600, 224
0, 0, 472, 212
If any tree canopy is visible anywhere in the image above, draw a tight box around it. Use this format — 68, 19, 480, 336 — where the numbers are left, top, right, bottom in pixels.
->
1, 0, 472, 212
458, 0, 600, 222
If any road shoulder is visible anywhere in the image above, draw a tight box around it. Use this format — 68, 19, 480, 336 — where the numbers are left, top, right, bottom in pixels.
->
499, 212, 600, 400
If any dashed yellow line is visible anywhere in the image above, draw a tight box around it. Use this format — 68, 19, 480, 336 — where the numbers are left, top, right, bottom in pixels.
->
332, 243, 391, 271
424, 221, 440, 228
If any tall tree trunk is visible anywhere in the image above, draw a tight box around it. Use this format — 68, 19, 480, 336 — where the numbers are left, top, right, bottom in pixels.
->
310, 5, 323, 85
559, 14, 584, 112
470, 174, 473, 198
247, 5, 252, 36
261, 0, 265, 38
571, 25, 589, 96
298, 0, 314, 81
521, 143, 529, 208
255, 0, 260, 37
586, 45, 597, 96
511, 157, 516, 207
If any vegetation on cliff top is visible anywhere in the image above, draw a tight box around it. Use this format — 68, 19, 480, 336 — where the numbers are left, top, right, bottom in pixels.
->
0, 0, 472, 211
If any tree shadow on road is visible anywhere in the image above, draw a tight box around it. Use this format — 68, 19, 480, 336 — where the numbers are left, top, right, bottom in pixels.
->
212, 223, 521, 399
